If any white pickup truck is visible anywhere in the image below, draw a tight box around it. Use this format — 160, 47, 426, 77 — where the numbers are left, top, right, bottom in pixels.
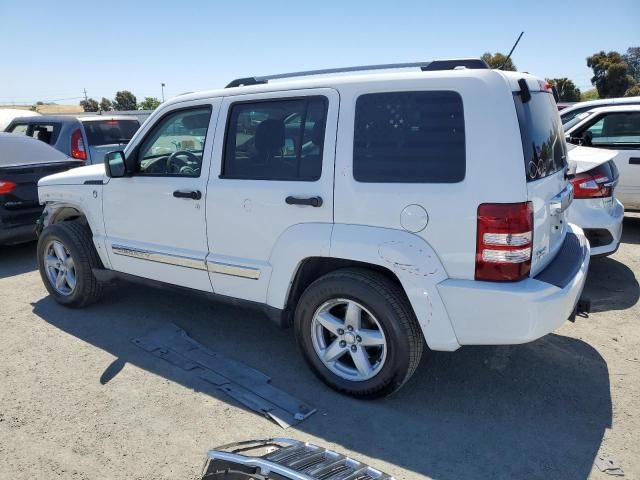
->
36, 60, 590, 397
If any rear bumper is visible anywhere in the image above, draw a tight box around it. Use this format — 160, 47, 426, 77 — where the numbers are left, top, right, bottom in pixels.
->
567, 197, 623, 256
0, 206, 41, 245
437, 226, 590, 345
0, 223, 36, 245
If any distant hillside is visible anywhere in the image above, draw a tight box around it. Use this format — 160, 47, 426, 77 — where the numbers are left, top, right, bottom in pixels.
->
0, 104, 83, 114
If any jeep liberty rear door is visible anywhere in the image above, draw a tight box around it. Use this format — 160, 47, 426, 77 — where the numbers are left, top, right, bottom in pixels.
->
205, 88, 338, 303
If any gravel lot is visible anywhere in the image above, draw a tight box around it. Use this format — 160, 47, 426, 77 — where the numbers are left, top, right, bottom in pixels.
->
1, 218, 639, 480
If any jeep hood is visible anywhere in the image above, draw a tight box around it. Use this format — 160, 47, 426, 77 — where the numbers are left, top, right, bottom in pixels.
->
567, 145, 618, 175
38, 163, 105, 187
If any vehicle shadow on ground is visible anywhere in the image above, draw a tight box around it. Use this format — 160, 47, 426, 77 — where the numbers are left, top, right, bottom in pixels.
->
32, 282, 612, 480
0, 242, 37, 279
582, 216, 640, 312
621, 215, 640, 245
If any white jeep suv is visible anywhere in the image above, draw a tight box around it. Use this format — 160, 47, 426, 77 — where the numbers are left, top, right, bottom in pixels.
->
36, 61, 590, 398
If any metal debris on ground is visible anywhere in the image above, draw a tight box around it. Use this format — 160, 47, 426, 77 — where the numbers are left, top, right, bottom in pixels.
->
133, 324, 315, 428
595, 455, 625, 476
202, 438, 395, 479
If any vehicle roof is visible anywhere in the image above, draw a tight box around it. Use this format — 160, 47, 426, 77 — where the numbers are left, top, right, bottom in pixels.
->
7, 114, 140, 124
163, 68, 542, 107
584, 104, 640, 114
8, 115, 82, 124
79, 115, 141, 122
560, 96, 640, 115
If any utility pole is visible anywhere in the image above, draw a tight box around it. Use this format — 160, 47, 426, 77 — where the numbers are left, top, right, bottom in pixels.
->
161, 83, 166, 102
83, 88, 88, 102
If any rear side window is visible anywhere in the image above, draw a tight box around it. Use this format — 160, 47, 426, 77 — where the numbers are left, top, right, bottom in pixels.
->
514, 92, 567, 182
222, 96, 327, 181
353, 91, 465, 183
82, 119, 140, 146
585, 112, 640, 146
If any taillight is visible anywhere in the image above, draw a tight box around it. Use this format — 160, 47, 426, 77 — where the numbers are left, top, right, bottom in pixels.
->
71, 129, 87, 160
0, 180, 17, 194
476, 202, 533, 282
570, 164, 614, 199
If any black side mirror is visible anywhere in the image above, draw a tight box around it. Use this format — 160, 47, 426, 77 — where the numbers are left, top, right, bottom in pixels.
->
104, 151, 127, 178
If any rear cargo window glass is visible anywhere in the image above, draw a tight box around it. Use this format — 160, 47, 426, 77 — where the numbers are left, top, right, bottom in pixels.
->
82, 119, 140, 146
18, 124, 59, 145
353, 91, 465, 183
8, 123, 29, 135
514, 92, 567, 182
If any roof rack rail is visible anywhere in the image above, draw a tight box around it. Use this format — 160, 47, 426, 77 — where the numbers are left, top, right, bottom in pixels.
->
225, 58, 490, 88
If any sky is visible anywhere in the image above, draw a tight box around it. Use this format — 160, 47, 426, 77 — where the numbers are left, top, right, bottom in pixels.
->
0, 0, 638, 105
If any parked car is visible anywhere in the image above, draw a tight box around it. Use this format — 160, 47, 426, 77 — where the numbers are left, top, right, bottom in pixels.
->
35, 61, 590, 398
0, 133, 82, 245
4, 115, 140, 165
564, 105, 640, 210
566, 145, 623, 256
560, 96, 640, 126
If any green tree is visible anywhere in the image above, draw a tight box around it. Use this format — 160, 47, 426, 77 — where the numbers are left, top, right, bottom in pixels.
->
623, 47, 640, 83
581, 88, 599, 101
100, 97, 113, 111
139, 96, 161, 110
113, 90, 137, 111
587, 51, 635, 98
546, 78, 581, 102
80, 98, 99, 112
481, 52, 517, 71
624, 84, 640, 97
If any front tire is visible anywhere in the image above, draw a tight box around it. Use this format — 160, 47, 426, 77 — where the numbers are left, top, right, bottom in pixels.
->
37, 222, 103, 307
294, 268, 425, 398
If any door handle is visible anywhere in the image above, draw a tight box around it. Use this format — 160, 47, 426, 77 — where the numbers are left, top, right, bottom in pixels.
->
173, 190, 202, 200
629, 158, 640, 165
285, 195, 323, 207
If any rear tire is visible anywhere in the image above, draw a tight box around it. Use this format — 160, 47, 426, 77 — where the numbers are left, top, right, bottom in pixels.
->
37, 222, 103, 308
294, 268, 424, 398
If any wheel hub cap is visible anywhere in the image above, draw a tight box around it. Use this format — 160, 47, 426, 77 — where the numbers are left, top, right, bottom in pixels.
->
44, 240, 76, 296
310, 298, 387, 382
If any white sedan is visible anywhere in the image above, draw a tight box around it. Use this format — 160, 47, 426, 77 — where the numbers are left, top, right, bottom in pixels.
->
567, 145, 623, 256
565, 104, 640, 210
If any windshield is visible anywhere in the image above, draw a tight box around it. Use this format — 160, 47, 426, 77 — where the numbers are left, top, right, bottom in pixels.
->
514, 91, 568, 182
82, 119, 140, 146
563, 111, 593, 131
560, 105, 595, 126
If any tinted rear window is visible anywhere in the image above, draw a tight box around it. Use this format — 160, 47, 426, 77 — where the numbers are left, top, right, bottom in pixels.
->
82, 120, 140, 146
514, 92, 567, 182
353, 91, 465, 183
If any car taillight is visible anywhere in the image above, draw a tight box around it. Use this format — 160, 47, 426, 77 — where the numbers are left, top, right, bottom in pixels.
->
476, 202, 533, 282
0, 180, 17, 194
570, 164, 614, 199
71, 128, 87, 160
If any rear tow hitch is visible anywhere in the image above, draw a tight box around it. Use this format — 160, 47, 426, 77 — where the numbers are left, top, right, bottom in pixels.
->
569, 297, 592, 322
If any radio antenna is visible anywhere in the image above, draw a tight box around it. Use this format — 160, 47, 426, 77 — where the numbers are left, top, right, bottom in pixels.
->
501, 31, 524, 70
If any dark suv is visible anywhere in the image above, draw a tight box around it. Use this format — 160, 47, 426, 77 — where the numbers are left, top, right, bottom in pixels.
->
5, 115, 140, 164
